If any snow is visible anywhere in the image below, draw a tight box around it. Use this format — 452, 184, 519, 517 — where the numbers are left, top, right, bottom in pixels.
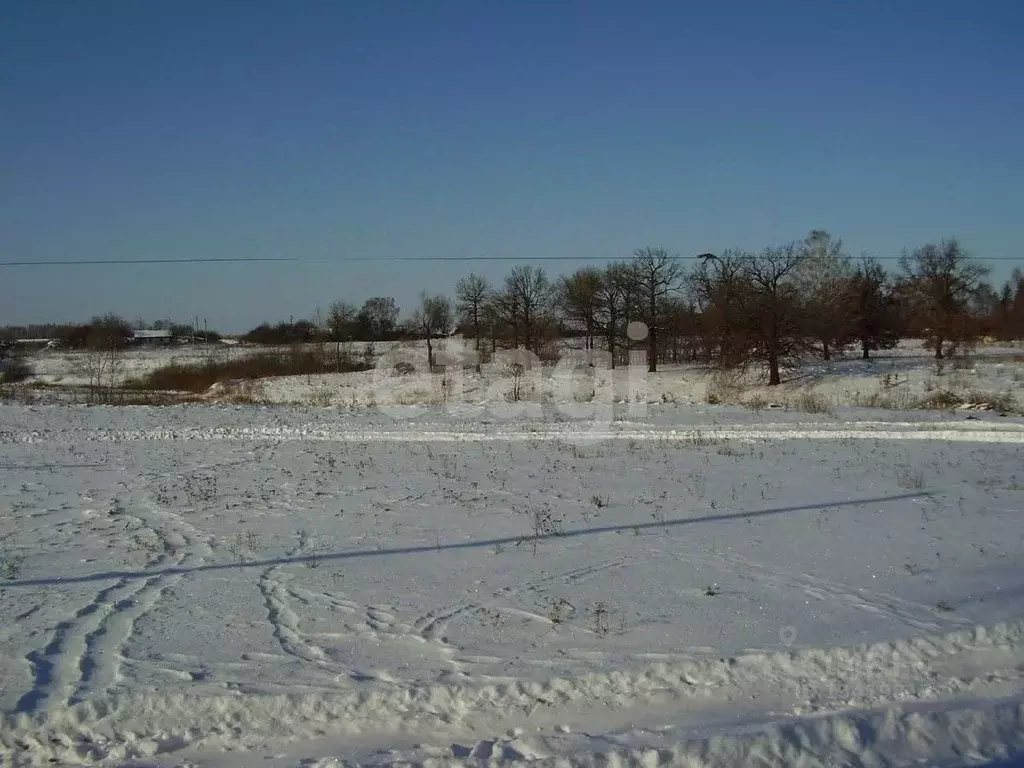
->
244, 340, 1024, 414
25, 345, 236, 388
15, 339, 1024, 415
1, 399, 1023, 767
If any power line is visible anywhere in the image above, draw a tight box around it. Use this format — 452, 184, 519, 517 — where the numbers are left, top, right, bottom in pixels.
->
0, 254, 1020, 267
329, 254, 1024, 262
0, 257, 298, 266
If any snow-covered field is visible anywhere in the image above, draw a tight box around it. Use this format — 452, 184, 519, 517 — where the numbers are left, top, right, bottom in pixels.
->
14, 339, 1024, 415
25, 345, 233, 388
1, 403, 1023, 767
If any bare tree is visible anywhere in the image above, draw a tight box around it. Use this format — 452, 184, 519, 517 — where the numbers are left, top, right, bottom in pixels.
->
558, 267, 603, 351
498, 265, 554, 355
327, 301, 358, 341
996, 268, 1024, 340
481, 297, 502, 355
845, 258, 901, 360
696, 247, 809, 385
594, 261, 634, 368
898, 238, 989, 358
83, 315, 130, 401
743, 245, 811, 384
660, 297, 699, 363
454, 273, 492, 351
411, 292, 453, 369
691, 250, 756, 369
632, 247, 685, 372
796, 230, 852, 360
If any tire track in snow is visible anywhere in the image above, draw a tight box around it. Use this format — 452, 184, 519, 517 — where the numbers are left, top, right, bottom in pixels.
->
258, 568, 400, 677
74, 516, 213, 702
259, 568, 331, 664
73, 574, 182, 702
708, 551, 974, 636
406, 559, 633, 657
413, 603, 478, 643
514, 558, 632, 595
16, 574, 163, 713
16, 497, 213, 712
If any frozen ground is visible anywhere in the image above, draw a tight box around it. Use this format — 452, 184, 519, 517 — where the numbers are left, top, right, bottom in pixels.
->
1, 404, 1023, 766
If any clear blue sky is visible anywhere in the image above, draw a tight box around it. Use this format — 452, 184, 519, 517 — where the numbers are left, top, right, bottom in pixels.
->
2, 1, 1022, 332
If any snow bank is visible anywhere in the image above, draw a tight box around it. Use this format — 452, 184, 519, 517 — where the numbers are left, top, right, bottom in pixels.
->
2, 621, 1023, 765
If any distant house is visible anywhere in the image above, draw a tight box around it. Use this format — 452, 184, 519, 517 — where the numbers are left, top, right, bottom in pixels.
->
132, 329, 173, 345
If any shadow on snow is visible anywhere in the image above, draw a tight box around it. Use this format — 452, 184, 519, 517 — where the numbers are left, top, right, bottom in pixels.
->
0, 492, 929, 590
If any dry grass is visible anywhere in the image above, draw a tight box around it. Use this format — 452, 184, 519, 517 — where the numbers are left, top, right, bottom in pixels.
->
308, 387, 334, 407
793, 392, 834, 415
896, 465, 925, 489
744, 394, 770, 411
705, 370, 745, 405
852, 387, 1019, 414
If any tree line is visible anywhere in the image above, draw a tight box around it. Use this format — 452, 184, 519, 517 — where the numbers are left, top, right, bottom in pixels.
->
270, 232, 1020, 385
0, 316, 221, 350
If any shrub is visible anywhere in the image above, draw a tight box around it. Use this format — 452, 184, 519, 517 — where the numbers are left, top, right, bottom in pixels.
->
536, 343, 562, 364
705, 370, 743, 405
794, 392, 833, 414
0, 357, 33, 384
309, 387, 333, 407
132, 348, 372, 393
744, 395, 769, 411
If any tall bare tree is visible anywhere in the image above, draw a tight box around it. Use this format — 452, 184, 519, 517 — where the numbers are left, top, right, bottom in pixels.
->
558, 267, 603, 351
986, 269, 1024, 341
660, 297, 699, 363
696, 247, 808, 385
498, 265, 553, 355
744, 245, 810, 384
454, 273, 492, 351
594, 261, 635, 368
1007, 269, 1024, 340
411, 292, 453, 369
327, 300, 358, 341
632, 247, 685, 372
843, 258, 901, 360
691, 250, 756, 369
898, 238, 989, 358
797, 230, 852, 360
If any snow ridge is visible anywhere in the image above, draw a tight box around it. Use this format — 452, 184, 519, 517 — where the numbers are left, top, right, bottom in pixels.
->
2, 620, 1023, 766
